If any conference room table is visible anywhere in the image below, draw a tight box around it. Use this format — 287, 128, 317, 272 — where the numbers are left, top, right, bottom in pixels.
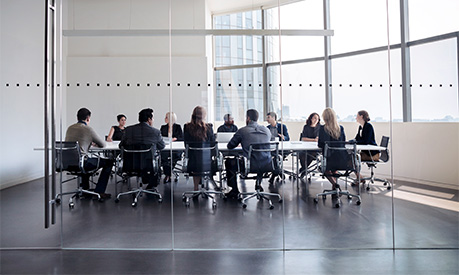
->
94, 141, 385, 194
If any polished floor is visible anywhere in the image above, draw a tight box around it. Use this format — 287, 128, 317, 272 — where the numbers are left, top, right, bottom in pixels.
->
1, 168, 458, 274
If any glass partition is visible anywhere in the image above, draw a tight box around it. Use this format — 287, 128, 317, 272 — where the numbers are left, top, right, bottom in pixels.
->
50, 0, 458, 254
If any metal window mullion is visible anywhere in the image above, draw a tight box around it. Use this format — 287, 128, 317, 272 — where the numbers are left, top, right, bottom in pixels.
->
400, 0, 412, 122
324, 0, 332, 108
262, 8, 268, 115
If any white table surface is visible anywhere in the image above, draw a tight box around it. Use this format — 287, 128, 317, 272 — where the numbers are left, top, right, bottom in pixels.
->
92, 141, 386, 152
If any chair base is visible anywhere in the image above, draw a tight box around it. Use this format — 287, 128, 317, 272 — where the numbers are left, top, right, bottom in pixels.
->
115, 187, 162, 207
182, 178, 225, 208
238, 189, 282, 210
53, 187, 101, 208
355, 166, 392, 191
313, 187, 361, 208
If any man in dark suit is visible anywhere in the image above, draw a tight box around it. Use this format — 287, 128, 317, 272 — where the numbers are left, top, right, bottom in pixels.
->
119, 108, 165, 189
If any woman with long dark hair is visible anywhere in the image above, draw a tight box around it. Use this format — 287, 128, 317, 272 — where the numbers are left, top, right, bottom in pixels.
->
183, 106, 215, 190
354, 110, 379, 182
299, 112, 321, 176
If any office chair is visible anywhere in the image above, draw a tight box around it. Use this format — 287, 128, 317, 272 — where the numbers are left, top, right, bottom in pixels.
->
238, 142, 283, 209
182, 141, 225, 208
54, 141, 102, 208
114, 145, 162, 207
313, 141, 362, 208
361, 136, 392, 191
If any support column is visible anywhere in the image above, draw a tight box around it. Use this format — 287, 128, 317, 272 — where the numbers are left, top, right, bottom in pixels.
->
323, 0, 332, 108
400, 0, 412, 122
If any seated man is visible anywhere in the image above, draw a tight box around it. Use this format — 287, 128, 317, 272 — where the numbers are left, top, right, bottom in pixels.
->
266, 112, 290, 141
119, 108, 165, 190
225, 109, 271, 198
217, 113, 238, 133
65, 108, 114, 200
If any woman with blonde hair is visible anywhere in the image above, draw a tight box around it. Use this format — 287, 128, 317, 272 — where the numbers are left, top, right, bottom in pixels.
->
318, 107, 346, 187
160, 112, 183, 183
183, 106, 215, 191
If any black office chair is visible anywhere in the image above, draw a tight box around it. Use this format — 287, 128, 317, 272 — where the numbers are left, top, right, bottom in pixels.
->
361, 136, 392, 191
314, 141, 362, 208
182, 141, 225, 208
114, 145, 162, 207
54, 141, 102, 208
238, 142, 283, 209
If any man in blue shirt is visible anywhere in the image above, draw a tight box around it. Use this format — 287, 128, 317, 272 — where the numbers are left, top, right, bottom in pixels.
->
217, 113, 238, 133
266, 112, 290, 141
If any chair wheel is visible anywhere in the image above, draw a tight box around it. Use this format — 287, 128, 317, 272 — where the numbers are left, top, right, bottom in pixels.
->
383, 182, 387, 186
55, 198, 61, 204
335, 203, 340, 208
131, 202, 137, 207
322, 195, 327, 200
308, 178, 311, 183
69, 202, 74, 208
387, 186, 391, 190
158, 198, 163, 203
212, 202, 217, 208
356, 200, 361, 205
347, 195, 352, 200
242, 204, 247, 209
269, 205, 274, 210
366, 186, 370, 191
115, 198, 120, 203
185, 202, 190, 207
278, 199, 283, 203
182, 196, 186, 202
313, 198, 318, 204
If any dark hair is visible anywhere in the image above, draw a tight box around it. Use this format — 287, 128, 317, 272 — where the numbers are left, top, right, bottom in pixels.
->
77, 108, 91, 121
138, 108, 153, 123
223, 113, 233, 121
358, 110, 370, 122
247, 109, 259, 122
117, 114, 126, 122
267, 111, 277, 121
306, 112, 320, 126
186, 106, 208, 141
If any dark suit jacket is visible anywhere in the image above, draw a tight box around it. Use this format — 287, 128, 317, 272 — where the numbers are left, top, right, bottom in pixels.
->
160, 123, 183, 141
119, 122, 165, 152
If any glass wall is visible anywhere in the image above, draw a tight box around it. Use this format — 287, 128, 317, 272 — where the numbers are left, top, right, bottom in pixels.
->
49, 0, 458, 252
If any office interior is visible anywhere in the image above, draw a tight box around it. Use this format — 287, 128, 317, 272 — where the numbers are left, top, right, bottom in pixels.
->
1, 0, 458, 274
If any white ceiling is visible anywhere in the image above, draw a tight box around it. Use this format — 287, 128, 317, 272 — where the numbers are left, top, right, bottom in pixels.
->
207, 0, 300, 15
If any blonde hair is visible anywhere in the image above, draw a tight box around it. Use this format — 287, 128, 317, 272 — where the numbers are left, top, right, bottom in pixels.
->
166, 112, 177, 124
322, 107, 341, 140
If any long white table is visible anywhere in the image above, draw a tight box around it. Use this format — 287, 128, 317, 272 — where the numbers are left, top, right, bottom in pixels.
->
94, 141, 386, 152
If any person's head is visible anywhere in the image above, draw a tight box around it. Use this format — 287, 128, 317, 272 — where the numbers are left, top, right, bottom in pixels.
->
322, 107, 341, 140
191, 106, 206, 124
117, 114, 127, 127
77, 108, 91, 122
306, 112, 320, 127
356, 110, 370, 125
266, 112, 277, 125
165, 112, 177, 124
223, 113, 234, 126
138, 108, 154, 126
188, 106, 208, 141
246, 109, 259, 125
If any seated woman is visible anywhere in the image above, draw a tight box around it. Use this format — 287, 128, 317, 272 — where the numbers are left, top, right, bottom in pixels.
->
183, 106, 215, 191
160, 112, 183, 183
299, 112, 321, 176
106, 114, 126, 141
354, 110, 380, 182
318, 107, 346, 188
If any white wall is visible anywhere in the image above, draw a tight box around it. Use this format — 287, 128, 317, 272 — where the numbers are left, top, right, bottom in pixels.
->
0, 0, 46, 189
284, 121, 459, 187
65, 0, 209, 133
